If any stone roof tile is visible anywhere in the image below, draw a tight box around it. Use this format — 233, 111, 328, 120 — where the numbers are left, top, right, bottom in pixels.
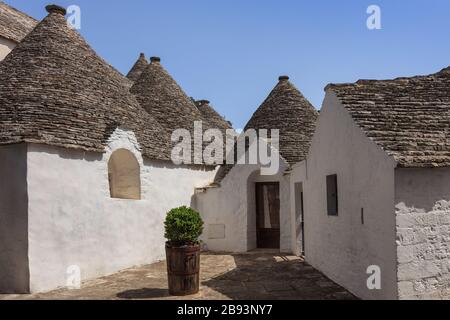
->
0, 1, 37, 43
0, 6, 170, 160
327, 67, 450, 168
214, 76, 319, 183
130, 57, 204, 134
245, 76, 318, 165
195, 100, 232, 132
126, 53, 148, 82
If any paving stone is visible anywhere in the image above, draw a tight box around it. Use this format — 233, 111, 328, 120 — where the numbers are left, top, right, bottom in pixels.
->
264, 281, 295, 292
330, 291, 357, 300
292, 279, 319, 290
243, 282, 267, 292
316, 280, 338, 288
0, 252, 355, 300
301, 272, 324, 279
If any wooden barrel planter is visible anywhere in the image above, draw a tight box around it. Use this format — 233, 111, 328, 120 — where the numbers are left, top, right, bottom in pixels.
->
165, 243, 200, 296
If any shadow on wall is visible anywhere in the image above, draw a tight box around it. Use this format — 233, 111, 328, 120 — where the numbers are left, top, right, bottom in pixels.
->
396, 168, 450, 213
33, 144, 104, 162
144, 159, 217, 172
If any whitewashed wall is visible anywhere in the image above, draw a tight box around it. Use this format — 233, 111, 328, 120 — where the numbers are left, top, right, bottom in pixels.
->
194, 158, 291, 253
304, 91, 398, 300
395, 168, 450, 300
0, 36, 16, 61
25, 128, 216, 293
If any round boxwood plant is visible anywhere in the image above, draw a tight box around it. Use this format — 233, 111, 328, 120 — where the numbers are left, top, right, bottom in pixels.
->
164, 206, 204, 245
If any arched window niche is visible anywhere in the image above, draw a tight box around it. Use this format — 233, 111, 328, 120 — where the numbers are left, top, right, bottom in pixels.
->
108, 149, 141, 200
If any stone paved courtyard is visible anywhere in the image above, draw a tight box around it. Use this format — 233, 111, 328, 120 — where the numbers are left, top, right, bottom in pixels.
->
0, 251, 355, 300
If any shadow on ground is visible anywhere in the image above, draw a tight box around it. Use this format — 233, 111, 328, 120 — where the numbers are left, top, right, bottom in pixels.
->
202, 253, 356, 300
117, 288, 170, 299
114, 252, 356, 300
0, 252, 356, 300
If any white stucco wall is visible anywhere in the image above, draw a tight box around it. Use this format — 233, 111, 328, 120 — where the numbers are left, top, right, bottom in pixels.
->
0, 144, 29, 293
304, 91, 398, 300
194, 157, 291, 254
395, 168, 450, 300
0, 36, 16, 61
25, 128, 216, 293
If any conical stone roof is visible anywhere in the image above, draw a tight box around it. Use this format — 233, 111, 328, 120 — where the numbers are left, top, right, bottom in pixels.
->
126, 53, 148, 82
245, 76, 318, 164
214, 76, 318, 183
0, 5, 170, 160
440, 66, 450, 74
130, 57, 204, 135
195, 100, 232, 132
0, 1, 37, 43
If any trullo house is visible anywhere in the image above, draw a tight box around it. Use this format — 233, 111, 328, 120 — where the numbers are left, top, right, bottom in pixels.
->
1, 2, 450, 301
195, 75, 318, 256
0, 4, 222, 293
292, 67, 450, 300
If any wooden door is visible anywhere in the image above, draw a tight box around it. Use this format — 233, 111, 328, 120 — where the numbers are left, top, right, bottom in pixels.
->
255, 182, 280, 249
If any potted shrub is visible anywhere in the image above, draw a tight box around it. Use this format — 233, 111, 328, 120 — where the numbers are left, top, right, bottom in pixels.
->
164, 206, 204, 296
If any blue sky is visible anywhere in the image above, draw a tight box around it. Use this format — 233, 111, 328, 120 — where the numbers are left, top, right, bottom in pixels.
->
6, 0, 450, 128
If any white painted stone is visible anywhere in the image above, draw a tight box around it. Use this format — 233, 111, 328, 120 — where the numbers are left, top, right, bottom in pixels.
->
397, 246, 414, 264
395, 167, 450, 299
398, 281, 414, 297
396, 214, 417, 229
0, 36, 16, 61
207, 224, 226, 239
398, 261, 440, 281
21, 128, 217, 293
397, 228, 427, 246
303, 91, 398, 300
194, 153, 291, 253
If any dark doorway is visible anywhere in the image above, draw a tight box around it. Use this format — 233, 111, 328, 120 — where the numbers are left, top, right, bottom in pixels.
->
294, 183, 305, 256
255, 182, 280, 249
